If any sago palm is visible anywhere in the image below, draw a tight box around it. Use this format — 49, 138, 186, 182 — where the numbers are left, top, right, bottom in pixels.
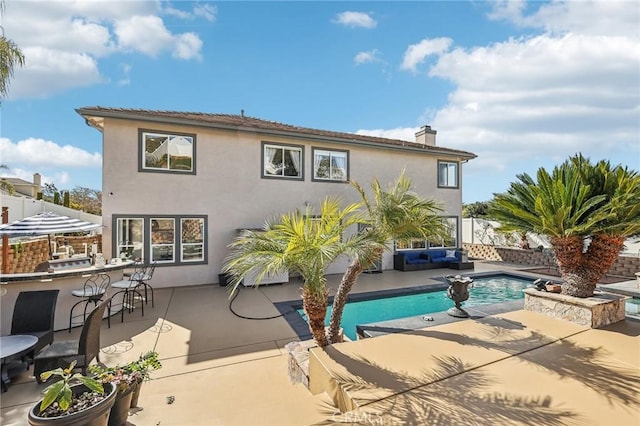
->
326, 172, 448, 343
222, 197, 367, 347
491, 154, 640, 297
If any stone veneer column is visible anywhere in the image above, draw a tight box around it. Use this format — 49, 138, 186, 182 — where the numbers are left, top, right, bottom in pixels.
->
523, 289, 627, 328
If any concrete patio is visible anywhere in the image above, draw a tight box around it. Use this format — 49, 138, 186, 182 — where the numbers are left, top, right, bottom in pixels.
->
1, 261, 638, 425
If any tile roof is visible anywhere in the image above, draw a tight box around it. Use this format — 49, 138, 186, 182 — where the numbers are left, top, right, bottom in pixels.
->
76, 106, 477, 159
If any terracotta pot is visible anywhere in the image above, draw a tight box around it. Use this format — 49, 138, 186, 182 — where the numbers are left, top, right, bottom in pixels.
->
546, 284, 562, 293
28, 382, 117, 426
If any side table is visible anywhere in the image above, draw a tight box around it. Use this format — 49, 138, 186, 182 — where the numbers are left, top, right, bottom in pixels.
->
0, 335, 38, 392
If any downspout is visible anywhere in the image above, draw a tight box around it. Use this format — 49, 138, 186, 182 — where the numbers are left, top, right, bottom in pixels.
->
2, 207, 8, 274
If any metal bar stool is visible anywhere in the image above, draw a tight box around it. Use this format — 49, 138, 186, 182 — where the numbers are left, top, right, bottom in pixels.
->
131, 261, 156, 308
112, 262, 146, 322
69, 273, 111, 332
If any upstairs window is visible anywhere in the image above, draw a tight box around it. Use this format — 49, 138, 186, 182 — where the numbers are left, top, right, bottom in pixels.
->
262, 142, 303, 179
438, 161, 459, 188
141, 130, 195, 174
312, 148, 349, 182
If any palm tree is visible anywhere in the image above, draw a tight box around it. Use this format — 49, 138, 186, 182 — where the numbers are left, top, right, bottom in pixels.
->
491, 154, 640, 297
0, 1, 25, 99
326, 172, 448, 344
223, 197, 368, 347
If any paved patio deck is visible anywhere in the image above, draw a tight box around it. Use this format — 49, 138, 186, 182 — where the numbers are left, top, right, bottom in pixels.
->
1, 261, 638, 425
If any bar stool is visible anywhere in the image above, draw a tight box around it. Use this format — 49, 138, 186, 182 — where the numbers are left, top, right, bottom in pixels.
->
130, 261, 156, 307
69, 273, 111, 332
111, 262, 146, 322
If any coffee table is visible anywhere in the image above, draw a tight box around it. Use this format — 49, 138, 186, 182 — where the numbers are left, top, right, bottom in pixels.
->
449, 261, 475, 270
0, 335, 38, 392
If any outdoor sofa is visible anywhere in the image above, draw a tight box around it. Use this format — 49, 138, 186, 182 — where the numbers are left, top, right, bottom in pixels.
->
393, 249, 467, 271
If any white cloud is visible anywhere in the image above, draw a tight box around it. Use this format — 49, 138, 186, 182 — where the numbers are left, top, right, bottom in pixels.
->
194, 4, 217, 22
4, 1, 208, 100
0, 138, 102, 168
354, 49, 382, 65
400, 38, 453, 72
489, 0, 639, 37
388, 1, 639, 181
114, 15, 175, 57
9, 47, 103, 99
356, 127, 416, 142
173, 33, 203, 61
332, 11, 377, 29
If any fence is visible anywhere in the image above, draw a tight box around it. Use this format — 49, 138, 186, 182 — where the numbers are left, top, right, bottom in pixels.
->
462, 218, 639, 255
1, 194, 101, 225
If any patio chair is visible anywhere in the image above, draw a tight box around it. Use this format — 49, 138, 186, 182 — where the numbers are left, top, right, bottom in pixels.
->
34, 297, 111, 384
69, 273, 112, 332
111, 263, 146, 322
10, 289, 59, 360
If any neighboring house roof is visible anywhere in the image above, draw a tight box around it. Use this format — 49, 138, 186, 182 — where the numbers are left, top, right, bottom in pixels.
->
0, 177, 37, 197
76, 107, 477, 160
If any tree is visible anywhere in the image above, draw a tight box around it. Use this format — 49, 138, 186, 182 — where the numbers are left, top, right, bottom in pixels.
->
462, 201, 492, 218
0, 1, 25, 100
223, 198, 367, 347
0, 163, 14, 194
326, 172, 447, 343
70, 186, 102, 215
490, 154, 640, 297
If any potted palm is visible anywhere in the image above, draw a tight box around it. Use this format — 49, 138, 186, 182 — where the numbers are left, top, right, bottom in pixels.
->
28, 360, 118, 426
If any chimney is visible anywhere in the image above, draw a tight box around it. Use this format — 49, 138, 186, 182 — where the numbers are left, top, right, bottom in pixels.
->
33, 173, 42, 197
415, 125, 437, 146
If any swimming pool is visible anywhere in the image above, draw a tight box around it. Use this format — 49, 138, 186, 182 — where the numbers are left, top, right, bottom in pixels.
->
295, 273, 534, 340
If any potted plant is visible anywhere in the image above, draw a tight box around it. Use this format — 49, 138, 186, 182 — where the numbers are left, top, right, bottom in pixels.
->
88, 363, 141, 426
28, 360, 118, 426
125, 351, 162, 408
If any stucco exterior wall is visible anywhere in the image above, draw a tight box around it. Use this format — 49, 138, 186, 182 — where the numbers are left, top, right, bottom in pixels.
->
100, 117, 466, 287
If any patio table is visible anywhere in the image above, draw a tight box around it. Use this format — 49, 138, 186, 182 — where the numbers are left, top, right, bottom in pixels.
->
0, 334, 38, 392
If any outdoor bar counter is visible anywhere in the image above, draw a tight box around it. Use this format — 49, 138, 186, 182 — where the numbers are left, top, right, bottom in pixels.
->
0, 260, 134, 335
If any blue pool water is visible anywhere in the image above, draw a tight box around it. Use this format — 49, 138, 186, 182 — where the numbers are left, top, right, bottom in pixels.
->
298, 274, 533, 340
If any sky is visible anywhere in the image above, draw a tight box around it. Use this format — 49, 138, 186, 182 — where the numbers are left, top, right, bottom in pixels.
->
1, 0, 639, 204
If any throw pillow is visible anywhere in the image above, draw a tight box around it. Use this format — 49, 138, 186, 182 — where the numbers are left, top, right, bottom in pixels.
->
446, 250, 456, 258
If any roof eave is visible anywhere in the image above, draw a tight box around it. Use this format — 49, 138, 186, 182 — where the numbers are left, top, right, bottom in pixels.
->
76, 108, 477, 160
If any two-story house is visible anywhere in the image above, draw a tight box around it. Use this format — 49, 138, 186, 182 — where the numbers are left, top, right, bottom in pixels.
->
76, 107, 476, 288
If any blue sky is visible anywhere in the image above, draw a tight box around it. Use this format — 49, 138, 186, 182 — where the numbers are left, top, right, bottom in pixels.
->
1, 0, 639, 204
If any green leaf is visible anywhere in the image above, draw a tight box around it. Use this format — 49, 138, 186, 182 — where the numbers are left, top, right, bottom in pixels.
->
77, 376, 105, 393
59, 387, 72, 411
40, 381, 64, 412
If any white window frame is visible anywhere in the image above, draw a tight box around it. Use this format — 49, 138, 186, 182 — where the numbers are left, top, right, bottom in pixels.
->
262, 142, 304, 179
113, 215, 207, 266
181, 218, 205, 262
312, 148, 349, 182
438, 160, 459, 188
140, 130, 196, 174
151, 218, 175, 264
395, 217, 458, 250
116, 218, 144, 260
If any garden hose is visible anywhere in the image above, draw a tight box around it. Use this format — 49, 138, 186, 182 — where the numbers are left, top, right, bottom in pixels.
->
227, 284, 294, 320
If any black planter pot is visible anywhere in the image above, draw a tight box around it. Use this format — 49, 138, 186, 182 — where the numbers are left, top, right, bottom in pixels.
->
108, 383, 136, 426
28, 382, 117, 426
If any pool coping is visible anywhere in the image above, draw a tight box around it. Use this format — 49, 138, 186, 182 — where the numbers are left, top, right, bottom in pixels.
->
274, 270, 547, 341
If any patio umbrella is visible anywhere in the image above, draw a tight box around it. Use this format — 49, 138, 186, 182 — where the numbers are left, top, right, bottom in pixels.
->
0, 211, 102, 260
